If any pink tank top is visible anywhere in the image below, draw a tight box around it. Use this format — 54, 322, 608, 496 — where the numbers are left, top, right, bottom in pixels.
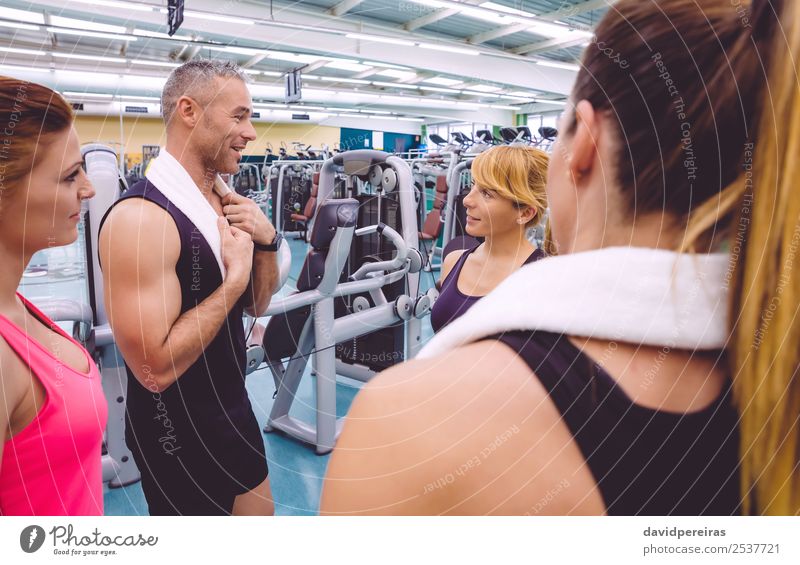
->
0, 293, 107, 515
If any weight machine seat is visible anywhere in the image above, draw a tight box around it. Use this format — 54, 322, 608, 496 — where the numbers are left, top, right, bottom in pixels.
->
433, 175, 448, 208
419, 175, 449, 241
263, 198, 358, 361
289, 172, 320, 223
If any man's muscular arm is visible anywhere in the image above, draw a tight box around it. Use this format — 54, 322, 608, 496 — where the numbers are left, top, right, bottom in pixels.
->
99, 199, 253, 392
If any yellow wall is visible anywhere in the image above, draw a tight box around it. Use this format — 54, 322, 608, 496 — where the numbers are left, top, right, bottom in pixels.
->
74, 115, 340, 164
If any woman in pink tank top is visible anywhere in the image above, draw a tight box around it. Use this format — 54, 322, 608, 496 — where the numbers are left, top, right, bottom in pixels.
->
0, 77, 105, 515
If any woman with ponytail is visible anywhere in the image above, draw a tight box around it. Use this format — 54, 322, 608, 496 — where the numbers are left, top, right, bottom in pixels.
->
321, 0, 786, 515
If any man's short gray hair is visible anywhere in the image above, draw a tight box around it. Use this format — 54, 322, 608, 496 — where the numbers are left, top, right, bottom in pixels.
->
161, 59, 249, 124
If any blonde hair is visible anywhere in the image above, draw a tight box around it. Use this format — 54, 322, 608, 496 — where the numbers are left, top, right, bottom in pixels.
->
730, 0, 800, 515
678, 0, 799, 514
471, 145, 548, 227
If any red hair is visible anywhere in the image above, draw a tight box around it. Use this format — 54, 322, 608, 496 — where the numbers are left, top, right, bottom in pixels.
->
0, 76, 74, 195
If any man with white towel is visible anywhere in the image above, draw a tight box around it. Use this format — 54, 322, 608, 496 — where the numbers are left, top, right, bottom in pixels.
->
99, 60, 279, 515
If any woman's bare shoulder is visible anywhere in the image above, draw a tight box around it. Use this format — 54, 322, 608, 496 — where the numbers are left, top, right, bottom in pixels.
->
322, 340, 605, 515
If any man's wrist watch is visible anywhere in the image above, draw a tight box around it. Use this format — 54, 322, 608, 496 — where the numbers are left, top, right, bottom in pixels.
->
254, 232, 283, 252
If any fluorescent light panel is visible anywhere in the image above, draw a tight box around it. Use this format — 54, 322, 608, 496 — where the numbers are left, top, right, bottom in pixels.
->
159, 8, 254, 25
216, 46, 262, 56
130, 59, 180, 68
536, 60, 580, 71
318, 76, 370, 84
346, 33, 414, 47
71, 0, 157, 12
266, 51, 323, 64
0, 7, 45, 24
0, 63, 49, 73
376, 69, 417, 80
0, 21, 40, 31
53, 52, 127, 63
50, 16, 127, 34
46, 28, 137, 41
418, 43, 480, 56
324, 60, 371, 72
465, 84, 500, 92
63, 91, 114, 98
0, 46, 46, 56
423, 77, 462, 86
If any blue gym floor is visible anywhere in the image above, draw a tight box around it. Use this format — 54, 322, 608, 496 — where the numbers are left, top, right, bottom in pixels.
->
19, 232, 438, 516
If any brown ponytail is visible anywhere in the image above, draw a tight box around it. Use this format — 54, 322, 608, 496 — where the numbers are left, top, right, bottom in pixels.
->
569, 0, 773, 242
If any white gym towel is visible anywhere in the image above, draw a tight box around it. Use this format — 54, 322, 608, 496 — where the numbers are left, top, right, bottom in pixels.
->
417, 246, 732, 359
145, 148, 231, 278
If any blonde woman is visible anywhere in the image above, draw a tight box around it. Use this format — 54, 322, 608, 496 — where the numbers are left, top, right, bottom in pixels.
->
430, 145, 548, 333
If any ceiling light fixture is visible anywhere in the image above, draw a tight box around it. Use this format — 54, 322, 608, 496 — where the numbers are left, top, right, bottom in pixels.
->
0, 46, 47, 56
45, 28, 138, 41
53, 53, 127, 63
129, 59, 180, 68
63, 91, 114, 98
71, 0, 157, 11
157, 8, 254, 25
0, 21, 40, 31
418, 43, 480, 56
534, 99, 567, 106
0, 63, 50, 73
0, 6, 45, 24
536, 60, 580, 71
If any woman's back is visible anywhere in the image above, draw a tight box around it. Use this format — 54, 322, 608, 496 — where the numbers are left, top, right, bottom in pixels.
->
495, 331, 740, 515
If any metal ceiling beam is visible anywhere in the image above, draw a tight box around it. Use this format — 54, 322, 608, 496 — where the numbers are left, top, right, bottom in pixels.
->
328, 0, 366, 17
475, 0, 606, 53
17, 0, 579, 95
467, 22, 528, 44
242, 53, 267, 68
404, 0, 486, 31
403, 8, 459, 31
538, 0, 610, 21
303, 60, 331, 73
352, 68, 380, 79
510, 36, 587, 55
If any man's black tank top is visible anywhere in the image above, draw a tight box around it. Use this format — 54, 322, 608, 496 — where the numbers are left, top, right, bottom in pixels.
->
100, 180, 267, 496
494, 330, 741, 515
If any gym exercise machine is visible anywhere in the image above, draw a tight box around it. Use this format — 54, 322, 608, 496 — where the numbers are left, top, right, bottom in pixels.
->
260, 150, 435, 454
